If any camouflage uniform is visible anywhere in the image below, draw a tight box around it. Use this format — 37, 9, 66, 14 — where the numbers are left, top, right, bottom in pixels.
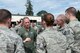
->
17, 26, 37, 53
36, 27, 67, 53
57, 23, 74, 53
58, 24, 74, 47
36, 25, 44, 34
13, 24, 22, 33
53, 25, 59, 30
0, 26, 25, 53
68, 19, 80, 53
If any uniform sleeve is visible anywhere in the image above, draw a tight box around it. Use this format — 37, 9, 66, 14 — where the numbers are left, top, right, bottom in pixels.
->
57, 32, 68, 50
15, 36, 25, 53
71, 24, 80, 52
0, 33, 7, 53
36, 35, 46, 53
34, 30, 37, 42
63, 28, 74, 48
17, 28, 23, 37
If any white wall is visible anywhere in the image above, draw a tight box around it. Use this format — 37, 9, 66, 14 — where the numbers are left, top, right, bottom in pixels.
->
12, 15, 41, 22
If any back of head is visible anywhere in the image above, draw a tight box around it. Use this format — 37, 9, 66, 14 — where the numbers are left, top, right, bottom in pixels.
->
0, 9, 12, 23
42, 13, 54, 26
65, 7, 76, 16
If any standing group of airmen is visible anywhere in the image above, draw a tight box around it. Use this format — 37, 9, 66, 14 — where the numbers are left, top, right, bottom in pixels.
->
0, 7, 80, 53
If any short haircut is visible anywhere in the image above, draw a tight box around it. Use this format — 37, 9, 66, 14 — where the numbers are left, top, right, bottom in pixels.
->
41, 13, 54, 26
22, 17, 30, 22
0, 9, 12, 23
57, 14, 70, 24
65, 7, 76, 16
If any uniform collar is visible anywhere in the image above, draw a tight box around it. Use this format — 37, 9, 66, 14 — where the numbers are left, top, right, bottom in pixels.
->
70, 18, 78, 22
0, 26, 9, 30
22, 26, 31, 32
69, 18, 78, 25
45, 27, 54, 31
58, 23, 68, 31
